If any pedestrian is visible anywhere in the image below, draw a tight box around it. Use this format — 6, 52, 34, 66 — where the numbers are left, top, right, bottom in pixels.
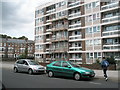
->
101, 57, 109, 81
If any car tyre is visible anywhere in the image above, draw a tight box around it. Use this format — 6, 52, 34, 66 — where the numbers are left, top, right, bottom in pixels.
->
14, 67, 18, 73
28, 69, 33, 75
48, 71, 54, 77
74, 73, 81, 81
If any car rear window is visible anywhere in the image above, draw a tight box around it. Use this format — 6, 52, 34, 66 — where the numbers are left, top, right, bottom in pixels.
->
16, 60, 24, 64
53, 61, 61, 66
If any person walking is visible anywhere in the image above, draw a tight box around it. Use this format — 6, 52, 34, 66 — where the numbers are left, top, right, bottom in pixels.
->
101, 57, 109, 81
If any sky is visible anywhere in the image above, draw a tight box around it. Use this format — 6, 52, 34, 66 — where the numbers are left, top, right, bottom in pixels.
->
1, 0, 53, 40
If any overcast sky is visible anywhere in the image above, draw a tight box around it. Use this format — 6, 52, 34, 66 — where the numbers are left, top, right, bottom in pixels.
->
1, 0, 53, 40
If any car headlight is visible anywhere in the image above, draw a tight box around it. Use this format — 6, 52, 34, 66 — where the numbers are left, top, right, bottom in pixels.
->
84, 72, 90, 74
33, 67, 38, 70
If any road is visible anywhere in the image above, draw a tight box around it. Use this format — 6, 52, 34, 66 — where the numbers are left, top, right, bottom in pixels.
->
1, 62, 119, 89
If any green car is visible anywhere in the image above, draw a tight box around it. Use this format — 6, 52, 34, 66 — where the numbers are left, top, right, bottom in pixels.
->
46, 61, 95, 81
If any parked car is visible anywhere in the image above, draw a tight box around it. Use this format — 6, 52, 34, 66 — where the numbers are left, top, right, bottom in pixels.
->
46, 61, 95, 80
14, 59, 45, 74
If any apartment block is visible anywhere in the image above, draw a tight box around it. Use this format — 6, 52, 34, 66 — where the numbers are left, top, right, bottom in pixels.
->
35, 0, 120, 64
0, 38, 35, 59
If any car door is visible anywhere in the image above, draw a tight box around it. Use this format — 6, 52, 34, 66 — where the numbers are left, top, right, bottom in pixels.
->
61, 61, 74, 77
22, 61, 29, 72
52, 61, 63, 76
17, 60, 24, 72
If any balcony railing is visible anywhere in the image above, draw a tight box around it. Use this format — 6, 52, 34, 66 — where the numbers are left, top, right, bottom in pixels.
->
51, 47, 68, 52
69, 23, 81, 29
69, 35, 82, 41
52, 25, 68, 31
46, 9, 56, 14
51, 37, 68, 42
69, 46, 82, 49
102, 16, 120, 23
68, 1, 81, 7
46, 29, 52, 32
102, 30, 120, 36
69, 12, 81, 18
103, 45, 120, 50
69, 48, 82, 51
101, 2, 119, 10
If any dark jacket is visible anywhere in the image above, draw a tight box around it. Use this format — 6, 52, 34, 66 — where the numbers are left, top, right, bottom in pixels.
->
101, 60, 109, 69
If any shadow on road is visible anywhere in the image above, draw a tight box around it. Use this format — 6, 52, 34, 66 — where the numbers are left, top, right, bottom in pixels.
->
47, 75, 95, 81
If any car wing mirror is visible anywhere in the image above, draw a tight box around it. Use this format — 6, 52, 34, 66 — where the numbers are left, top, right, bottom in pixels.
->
68, 66, 71, 68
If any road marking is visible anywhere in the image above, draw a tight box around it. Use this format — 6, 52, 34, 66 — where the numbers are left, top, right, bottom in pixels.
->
89, 82, 101, 85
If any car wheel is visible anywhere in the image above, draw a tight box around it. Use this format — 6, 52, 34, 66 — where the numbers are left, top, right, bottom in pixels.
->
28, 69, 33, 75
74, 73, 81, 81
48, 71, 54, 77
14, 67, 18, 73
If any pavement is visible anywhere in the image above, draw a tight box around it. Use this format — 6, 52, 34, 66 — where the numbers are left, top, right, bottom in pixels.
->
1, 61, 119, 82
94, 70, 119, 82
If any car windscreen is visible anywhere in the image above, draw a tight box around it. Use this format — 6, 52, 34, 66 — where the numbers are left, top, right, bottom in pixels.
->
68, 61, 81, 68
28, 61, 39, 65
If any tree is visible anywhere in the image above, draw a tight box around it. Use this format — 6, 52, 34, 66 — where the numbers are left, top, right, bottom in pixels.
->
24, 46, 28, 59
106, 56, 116, 64
13, 37, 17, 39
18, 36, 28, 40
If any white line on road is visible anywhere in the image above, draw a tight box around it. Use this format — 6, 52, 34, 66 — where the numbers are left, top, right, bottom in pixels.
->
89, 82, 101, 85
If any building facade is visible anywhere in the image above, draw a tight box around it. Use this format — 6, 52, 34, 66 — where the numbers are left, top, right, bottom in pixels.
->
35, 0, 120, 64
0, 38, 35, 59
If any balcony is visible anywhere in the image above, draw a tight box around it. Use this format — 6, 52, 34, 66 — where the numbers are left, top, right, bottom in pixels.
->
69, 35, 82, 42
51, 47, 68, 53
46, 38, 51, 42
103, 44, 120, 51
52, 25, 68, 31
102, 16, 120, 24
46, 29, 52, 32
51, 16, 68, 21
69, 46, 82, 49
51, 37, 68, 42
46, 9, 56, 14
68, 48, 82, 53
101, 2, 119, 11
68, 12, 81, 19
68, 23, 81, 31
102, 30, 120, 38
68, 1, 81, 7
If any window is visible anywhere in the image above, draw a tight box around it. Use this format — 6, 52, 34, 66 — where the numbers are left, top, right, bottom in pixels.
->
93, 14, 96, 20
98, 52, 101, 56
62, 62, 70, 67
61, 1, 66, 6
89, 28, 92, 33
94, 52, 97, 58
93, 26, 97, 32
90, 53, 93, 57
96, 1, 99, 7
53, 61, 61, 66
17, 60, 24, 64
94, 39, 101, 45
4, 43, 6, 46
86, 28, 89, 34
92, 2, 96, 8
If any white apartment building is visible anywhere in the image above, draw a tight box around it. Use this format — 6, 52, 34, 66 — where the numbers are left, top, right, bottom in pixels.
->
35, 0, 120, 64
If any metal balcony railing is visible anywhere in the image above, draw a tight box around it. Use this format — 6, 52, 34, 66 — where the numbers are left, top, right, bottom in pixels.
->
101, 2, 119, 10
102, 30, 120, 36
102, 16, 120, 23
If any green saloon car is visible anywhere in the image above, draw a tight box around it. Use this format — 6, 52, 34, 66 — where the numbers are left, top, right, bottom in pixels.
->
46, 61, 95, 80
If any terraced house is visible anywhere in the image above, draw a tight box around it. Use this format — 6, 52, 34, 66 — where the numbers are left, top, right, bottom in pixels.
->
0, 38, 35, 59
35, 0, 120, 64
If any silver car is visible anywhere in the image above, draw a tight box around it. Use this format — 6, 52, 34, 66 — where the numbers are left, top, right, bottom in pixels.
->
14, 59, 45, 74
